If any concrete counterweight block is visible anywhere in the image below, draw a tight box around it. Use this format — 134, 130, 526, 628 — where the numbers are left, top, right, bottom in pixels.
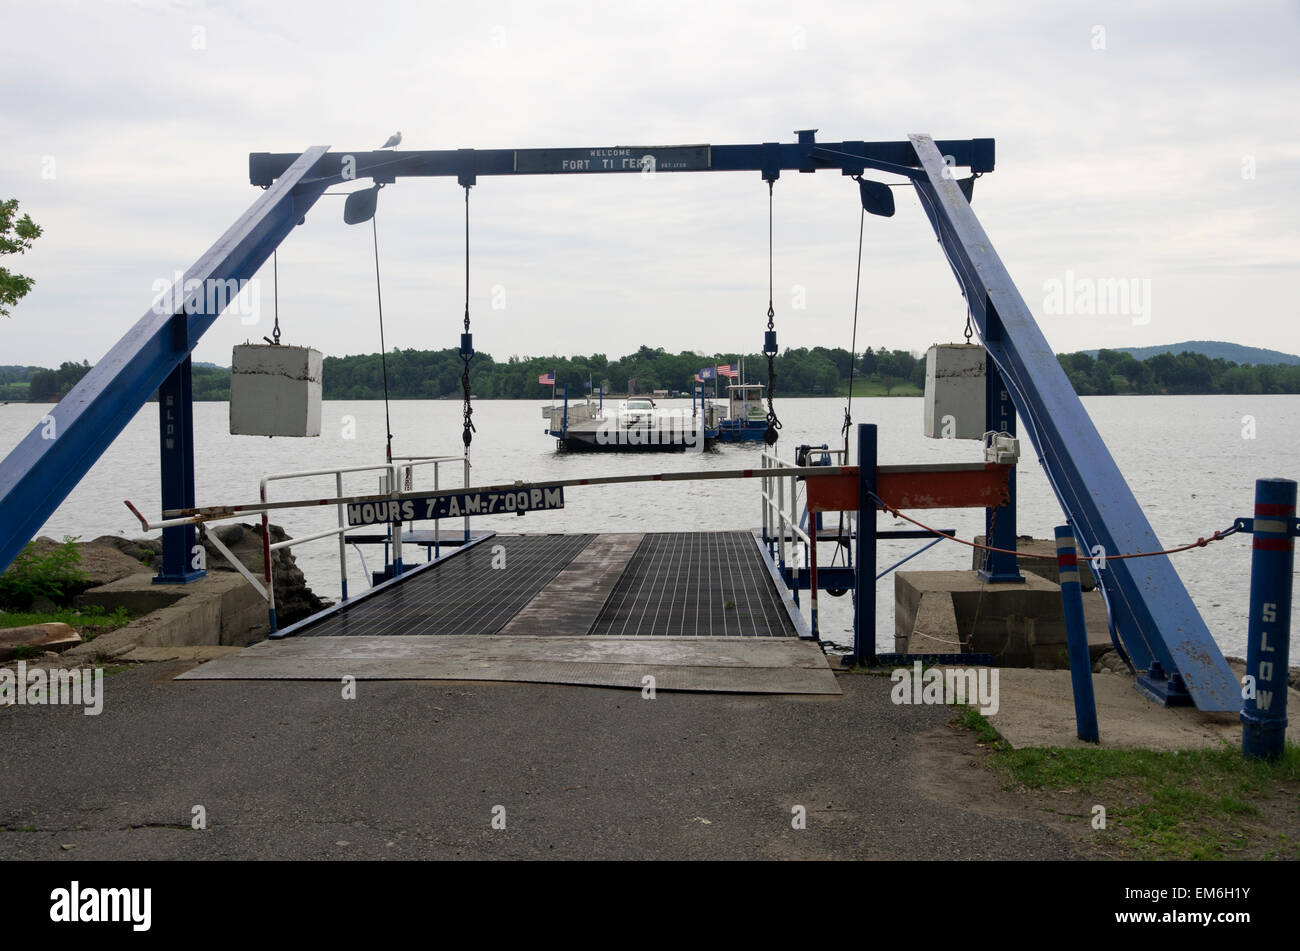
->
923, 343, 986, 439
229, 344, 322, 437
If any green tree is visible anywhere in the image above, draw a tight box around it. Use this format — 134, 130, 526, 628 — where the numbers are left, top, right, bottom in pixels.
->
0, 199, 43, 318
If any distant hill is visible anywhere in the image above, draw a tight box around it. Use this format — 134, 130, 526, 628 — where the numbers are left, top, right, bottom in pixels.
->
1078, 341, 1300, 366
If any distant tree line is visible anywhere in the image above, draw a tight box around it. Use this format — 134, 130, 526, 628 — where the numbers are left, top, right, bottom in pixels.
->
9, 346, 1300, 403
25, 360, 90, 401
1057, 349, 1300, 395
309, 345, 924, 400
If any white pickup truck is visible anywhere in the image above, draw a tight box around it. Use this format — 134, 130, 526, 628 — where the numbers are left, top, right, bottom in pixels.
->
618, 397, 656, 428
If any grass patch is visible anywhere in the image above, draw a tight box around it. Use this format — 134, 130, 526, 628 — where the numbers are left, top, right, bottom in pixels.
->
0, 605, 131, 639
957, 705, 1004, 746
954, 706, 1300, 860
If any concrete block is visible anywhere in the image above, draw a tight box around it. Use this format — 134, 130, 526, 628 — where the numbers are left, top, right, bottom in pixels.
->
78, 579, 185, 616
63, 571, 267, 664
909, 593, 963, 653
229, 344, 322, 437
895, 570, 1112, 669
923, 344, 986, 440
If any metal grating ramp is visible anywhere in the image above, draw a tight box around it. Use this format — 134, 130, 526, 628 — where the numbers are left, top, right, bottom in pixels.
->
589, 532, 797, 637
299, 534, 594, 636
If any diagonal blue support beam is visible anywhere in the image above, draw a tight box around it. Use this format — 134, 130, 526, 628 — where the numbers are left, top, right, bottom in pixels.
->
906, 134, 1237, 712
0, 146, 332, 574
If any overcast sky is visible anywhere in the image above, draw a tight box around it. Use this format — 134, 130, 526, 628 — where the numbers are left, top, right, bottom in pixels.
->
2, 0, 1298, 369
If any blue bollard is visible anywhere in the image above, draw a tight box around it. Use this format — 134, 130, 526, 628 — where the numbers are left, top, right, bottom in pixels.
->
852, 424, 878, 666
1242, 478, 1296, 761
1055, 525, 1100, 743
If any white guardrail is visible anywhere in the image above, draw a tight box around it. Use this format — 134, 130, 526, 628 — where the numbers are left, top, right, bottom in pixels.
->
760, 449, 812, 579
204, 455, 467, 625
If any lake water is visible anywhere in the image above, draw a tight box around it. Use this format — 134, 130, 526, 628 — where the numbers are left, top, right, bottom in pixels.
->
2, 395, 1296, 657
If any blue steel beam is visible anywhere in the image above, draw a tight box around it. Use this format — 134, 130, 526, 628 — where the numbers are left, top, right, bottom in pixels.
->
249, 137, 996, 187
0, 146, 332, 574
906, 133, 1237, 712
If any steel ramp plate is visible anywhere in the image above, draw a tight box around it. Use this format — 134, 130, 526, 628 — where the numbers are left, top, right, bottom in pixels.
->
591, 532, 797, 637
298, 534, 596, 637
175, 635, 841, 695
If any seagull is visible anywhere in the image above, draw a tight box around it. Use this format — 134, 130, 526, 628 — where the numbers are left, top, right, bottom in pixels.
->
380, 131, 401, 148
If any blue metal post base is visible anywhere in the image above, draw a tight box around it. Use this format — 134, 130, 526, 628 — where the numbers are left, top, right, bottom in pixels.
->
154, 569, 207, 585
1134, 661, 1194, 707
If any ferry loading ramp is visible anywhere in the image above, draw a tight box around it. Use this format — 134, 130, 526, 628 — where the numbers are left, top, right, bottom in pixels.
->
179, 531, 841, 695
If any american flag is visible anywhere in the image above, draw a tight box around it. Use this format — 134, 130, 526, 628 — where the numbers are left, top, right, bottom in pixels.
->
538, 372, 555, 385
717, 364, 738, 378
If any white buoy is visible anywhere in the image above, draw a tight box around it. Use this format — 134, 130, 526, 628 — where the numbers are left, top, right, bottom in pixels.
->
229, 344, 322, 437
923, 343, 986, 440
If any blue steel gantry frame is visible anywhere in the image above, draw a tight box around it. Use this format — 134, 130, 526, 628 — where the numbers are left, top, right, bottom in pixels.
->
0, 130, 1236, 711
905, 133, 1236, 710
0, 147, 331, 586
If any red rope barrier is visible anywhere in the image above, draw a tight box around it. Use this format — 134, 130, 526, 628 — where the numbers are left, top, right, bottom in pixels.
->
871, 494, 1240, 562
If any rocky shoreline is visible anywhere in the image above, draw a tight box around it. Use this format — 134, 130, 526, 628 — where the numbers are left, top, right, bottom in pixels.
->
0, 527, 328, 658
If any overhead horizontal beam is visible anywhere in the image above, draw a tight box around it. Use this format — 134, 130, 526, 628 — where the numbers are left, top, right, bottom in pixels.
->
249, 134, 995, 187
0, 147, 333, 574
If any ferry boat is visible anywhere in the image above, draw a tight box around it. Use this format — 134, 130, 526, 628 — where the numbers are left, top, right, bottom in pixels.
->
545, 389, 720, 452
716, 382, 769, 442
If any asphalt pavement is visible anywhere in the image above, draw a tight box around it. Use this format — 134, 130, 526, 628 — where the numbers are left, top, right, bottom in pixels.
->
0, 663, 1076, 860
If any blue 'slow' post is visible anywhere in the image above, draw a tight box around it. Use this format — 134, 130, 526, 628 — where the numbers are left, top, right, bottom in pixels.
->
1055, 525, 1099, 743
1242, 478, 1296, 760
852, 423, 878, 666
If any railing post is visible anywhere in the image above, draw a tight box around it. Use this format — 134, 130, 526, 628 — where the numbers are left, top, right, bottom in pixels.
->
434, 461, 441, 559
390, 464, 403, 577
1242, 477, 1296, 761
809, 512, 820, 640
336, 471, 348, 601
853, 423, 877, 666
777, 467, 785, 570
789, 472, 799, 603
260, 488, 276, 633
1055, 524, 1099, 743
463, 454, 471, 543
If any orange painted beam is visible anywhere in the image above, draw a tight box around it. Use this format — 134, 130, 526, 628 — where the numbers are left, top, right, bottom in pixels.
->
804, 463, 1011, 513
